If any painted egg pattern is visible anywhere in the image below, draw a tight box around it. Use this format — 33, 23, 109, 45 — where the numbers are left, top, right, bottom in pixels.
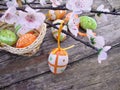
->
16, 33, 36, 48
51, 19, 67, 42
48, 48, 68, 74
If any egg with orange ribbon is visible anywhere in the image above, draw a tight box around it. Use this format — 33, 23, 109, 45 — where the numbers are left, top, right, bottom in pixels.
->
51, 19, 67, 42
48, 48, 68, 74
47, 10, 67, 20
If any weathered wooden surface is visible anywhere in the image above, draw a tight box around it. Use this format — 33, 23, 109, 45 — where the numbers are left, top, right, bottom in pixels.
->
0, 0, 120, 90
2, 45, 120, 90
107, 0, 120, 9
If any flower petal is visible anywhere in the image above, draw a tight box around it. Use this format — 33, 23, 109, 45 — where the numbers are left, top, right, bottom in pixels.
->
98, 51, 107, 63
97, 4, 104, 11
6, 0, 18, 7
50, 0, 62, 7
97, 4, 110, 12
69, 25, 78, 37
86, 29, 95, 39
25, 6, 36, 13
103, 46, 111, 52
0, 7, 17, 24
94, 36, 105, 49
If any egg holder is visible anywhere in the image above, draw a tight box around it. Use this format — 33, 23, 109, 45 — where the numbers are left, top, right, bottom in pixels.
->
0, 22, 47, 56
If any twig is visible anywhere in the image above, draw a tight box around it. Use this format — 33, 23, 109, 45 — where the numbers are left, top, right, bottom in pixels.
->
91, 10, 120, 15
45, 21, 98, 51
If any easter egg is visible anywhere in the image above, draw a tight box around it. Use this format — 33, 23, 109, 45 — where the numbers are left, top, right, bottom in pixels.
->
48, 48, 68, 74
16, 33, 36, 48
0, 30, 17, 46
80, 16, 97, 30
48, 10, 66, 20
51, 19, 67, 42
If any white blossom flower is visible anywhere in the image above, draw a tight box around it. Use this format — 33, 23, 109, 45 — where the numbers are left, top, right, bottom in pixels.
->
50, 0, 63, 7
95, 4, 110, 24
0, 7, 17, 24
66, 0, 93, 14
68, 13, 80, 37
18, 6, 46, 30
86, 29, 111, 63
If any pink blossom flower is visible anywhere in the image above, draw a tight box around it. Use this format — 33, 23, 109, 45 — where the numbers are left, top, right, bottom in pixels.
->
18, 6, 46, 29
0, 7, 17, 24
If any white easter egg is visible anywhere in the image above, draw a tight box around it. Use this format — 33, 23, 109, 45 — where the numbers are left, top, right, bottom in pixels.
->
48, 48, 69, 74
51, 19, 67, 42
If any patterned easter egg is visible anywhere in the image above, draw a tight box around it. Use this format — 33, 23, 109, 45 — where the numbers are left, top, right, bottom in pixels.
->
16, 33, 36, 48
48, 48, 68, 74
48, 10, 66, 20
80, 16, 97, 30
0, 30, 17, 46
51, 19, 67, 42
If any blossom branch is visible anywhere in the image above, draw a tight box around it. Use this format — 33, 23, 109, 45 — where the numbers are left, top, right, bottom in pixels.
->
0, 5, 120, 15
45, 21, 99, 51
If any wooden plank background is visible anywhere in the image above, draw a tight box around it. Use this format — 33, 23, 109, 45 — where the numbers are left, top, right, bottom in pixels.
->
0, 0, 120, 90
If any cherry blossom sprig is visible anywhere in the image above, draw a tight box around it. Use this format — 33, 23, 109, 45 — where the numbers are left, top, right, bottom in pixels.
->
46, 22, 112, 63
86, 29, 111, 63
45, 21, 98, 51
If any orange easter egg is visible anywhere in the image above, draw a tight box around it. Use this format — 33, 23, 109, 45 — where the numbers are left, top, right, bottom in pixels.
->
16, 33, 37, 48
48, 48, 68, 74
55, 10, 66, 19
48, 10, 66, 20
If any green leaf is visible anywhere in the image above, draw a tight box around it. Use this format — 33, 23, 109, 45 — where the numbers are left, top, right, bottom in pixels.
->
90, 37, 96, 45
98, 48, 103, 55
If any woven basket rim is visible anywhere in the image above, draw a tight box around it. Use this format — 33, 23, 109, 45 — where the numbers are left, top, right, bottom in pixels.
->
0, 23, 47, 56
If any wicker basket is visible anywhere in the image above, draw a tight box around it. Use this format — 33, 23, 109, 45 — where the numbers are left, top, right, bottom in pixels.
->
0, 23, 47, 56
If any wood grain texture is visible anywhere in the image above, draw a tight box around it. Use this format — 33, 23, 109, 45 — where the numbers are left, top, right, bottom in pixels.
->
2, 45, 120, 90
0, 0, 120, 90
107, 0, 120, 9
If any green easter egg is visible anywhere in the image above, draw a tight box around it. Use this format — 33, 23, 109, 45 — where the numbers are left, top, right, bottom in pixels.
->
0, 30, 17, 46
80, 16, 97, 30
